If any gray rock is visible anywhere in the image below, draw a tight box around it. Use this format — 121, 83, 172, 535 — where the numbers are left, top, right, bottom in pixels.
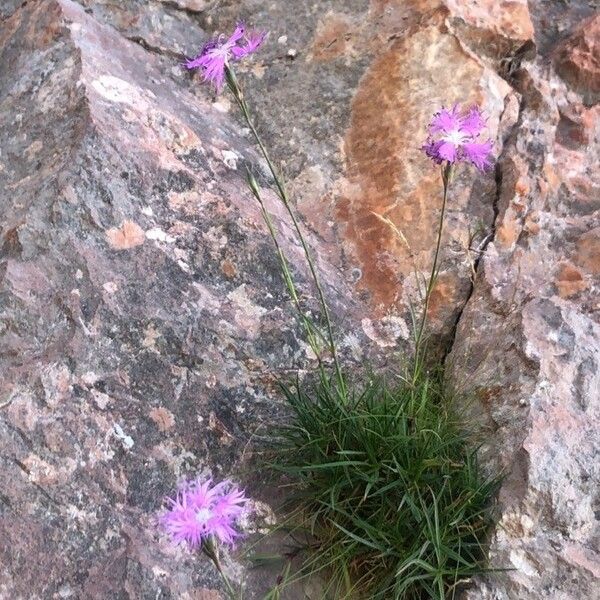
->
1, 0, 598, 598
448, 14, 600, 600
0, 1, 358, 597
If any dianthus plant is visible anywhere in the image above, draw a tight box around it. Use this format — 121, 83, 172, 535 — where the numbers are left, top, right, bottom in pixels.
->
415, 103, 493, 370
186, 23, 346, 397
184, 22, 498, 600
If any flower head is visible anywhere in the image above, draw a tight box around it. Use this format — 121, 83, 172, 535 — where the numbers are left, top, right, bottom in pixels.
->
422, 104, 493, 171
162, 477, 248, 548
185, 24, 266, 91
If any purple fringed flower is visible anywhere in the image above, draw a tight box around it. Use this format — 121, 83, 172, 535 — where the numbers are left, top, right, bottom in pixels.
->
422, 104, 493, 171
162, 478, 248, 548
185, 23, 266, 91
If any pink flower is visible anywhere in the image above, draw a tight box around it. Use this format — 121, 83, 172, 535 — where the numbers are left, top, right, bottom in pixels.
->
185, 24, 266, 91
462, 140, 494, 171
422, 104, 493, 171
162, 477, 248, 548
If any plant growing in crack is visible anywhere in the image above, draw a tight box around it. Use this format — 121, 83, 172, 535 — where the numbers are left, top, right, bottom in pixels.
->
182, 23, 500, 600
415, 104, 494, 378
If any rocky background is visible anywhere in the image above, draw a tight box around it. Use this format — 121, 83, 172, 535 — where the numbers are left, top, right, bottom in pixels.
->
0, 0, 598, 598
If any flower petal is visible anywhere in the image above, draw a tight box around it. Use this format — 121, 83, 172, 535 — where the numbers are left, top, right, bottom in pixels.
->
227, 23, 246, 46
462, 140, 494, 171
232, 31, 267, 59
428, 105, 461, 136
460, 106, 486, 138
421, 139, 444, 164
161, 477, 249, 549
437, 141, 459, 163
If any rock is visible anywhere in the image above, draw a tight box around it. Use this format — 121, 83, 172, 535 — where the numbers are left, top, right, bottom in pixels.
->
554, 13, 600, 106
1, 0, 598, 598
528, 0, 598, 55
77, 0, 515, 346
74, 0, 206, 56
445, 0, 534, 60
447, 23, 600, 600
159, 0, 208, 12
0, 1, 364, 597
201, 0, 513, 351
106, 220, 147, 250
445, 0, 534, 42
336, 18, 510, 345
0, 0, 23, 19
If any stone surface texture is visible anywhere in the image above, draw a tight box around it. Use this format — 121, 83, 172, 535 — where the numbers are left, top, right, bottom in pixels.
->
554, 13, 600, 105
448, 10, 600, 599
0, 0, 598, 598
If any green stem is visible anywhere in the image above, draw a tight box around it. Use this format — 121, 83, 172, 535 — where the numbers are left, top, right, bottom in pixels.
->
247, 171, 326, 363
226, 66, 346, 396
215, 560, 239, 600
413, 163, 453, 374
204, 539, 239, 600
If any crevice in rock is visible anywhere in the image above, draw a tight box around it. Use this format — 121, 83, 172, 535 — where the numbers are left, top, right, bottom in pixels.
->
125, 35, 185, 61
441, 91, 526, 364
441, 166, 503, 365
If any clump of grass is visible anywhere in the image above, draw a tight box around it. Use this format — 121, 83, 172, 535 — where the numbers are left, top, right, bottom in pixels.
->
269, 373, 499, 599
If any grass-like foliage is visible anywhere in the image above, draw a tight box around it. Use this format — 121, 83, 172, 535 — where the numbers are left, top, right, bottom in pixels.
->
270, 374, 499, 599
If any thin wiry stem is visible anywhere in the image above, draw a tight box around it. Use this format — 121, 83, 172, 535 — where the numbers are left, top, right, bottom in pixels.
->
217, 566, 239, 600
246, 171, 326, 364
203, 539, 239, 600
225, 65, 346, 396
413, 163, 453, 377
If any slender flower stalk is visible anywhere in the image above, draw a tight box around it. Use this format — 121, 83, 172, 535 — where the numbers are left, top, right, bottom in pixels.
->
224, 66, 346, 395
413, 163, 453, 369
185, 29, 345, 396
246, 170, 326, 361
203, 537, 239, 599
415, 104, 493, 376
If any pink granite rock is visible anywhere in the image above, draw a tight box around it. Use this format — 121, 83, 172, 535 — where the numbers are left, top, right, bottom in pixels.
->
448, 25, 600, 600
1, 0, 598, 598
0, 1, 361, 597
554, 13, 600, 106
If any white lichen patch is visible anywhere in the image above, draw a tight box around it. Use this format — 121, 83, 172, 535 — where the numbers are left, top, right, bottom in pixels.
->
92, 389, 111, 410
227, 284, 268, 338
102, 281, 118, 294
145, 227, 176, 243
239, 499, 277, 535
91, 75, 149, 109
509, 549, 540, 578
113, 423, 134, 450
361, 316, 409, 347
213, 97, 232, 113
222, 149, 239, 170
